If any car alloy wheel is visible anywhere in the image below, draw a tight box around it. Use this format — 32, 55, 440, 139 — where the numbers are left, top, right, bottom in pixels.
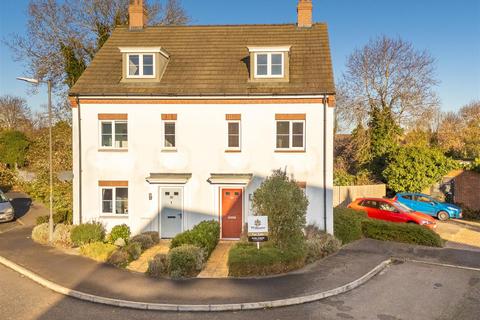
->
437, 211, 449, 221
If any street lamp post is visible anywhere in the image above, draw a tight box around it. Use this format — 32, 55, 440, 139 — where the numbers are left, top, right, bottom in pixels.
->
17, 77, 54, 243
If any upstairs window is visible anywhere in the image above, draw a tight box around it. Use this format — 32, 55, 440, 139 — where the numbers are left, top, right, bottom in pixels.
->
276, 120, 305, 150
127, 53, 155, 78
227, 121, 241, 150
100, 120, 128, 149
255, 53, 284, 78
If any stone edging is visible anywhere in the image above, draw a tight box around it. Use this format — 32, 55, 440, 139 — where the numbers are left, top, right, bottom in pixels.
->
0, 255, 391, 312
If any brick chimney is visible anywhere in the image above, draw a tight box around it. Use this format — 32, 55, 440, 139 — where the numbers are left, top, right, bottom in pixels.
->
297, 0, 313, 28
129, 0, 147, 30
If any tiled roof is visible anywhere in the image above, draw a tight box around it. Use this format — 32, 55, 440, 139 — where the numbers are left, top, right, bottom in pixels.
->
70, 24, 335, 96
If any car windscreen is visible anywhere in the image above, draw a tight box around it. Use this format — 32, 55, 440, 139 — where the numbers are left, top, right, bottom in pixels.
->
0, 191, 8, 203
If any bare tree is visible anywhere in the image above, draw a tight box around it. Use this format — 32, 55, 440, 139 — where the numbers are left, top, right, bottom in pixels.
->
0, 95, 32, 131
7, 0, 189, 90
337, 36, 439, 130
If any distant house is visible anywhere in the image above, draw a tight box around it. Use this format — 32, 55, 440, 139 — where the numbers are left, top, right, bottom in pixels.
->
69, 0, 336, 238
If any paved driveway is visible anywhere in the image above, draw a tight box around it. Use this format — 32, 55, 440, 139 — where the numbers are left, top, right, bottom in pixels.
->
437, 219, 480, 251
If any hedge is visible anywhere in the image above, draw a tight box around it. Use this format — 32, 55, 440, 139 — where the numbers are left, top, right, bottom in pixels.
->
228, 242, 305, 277
333, 208, 367, 244
70, 222, 106, 247
170, 220, 220, 259
80, 242, 117, 262
361, 219, 443, 247
168, 245, 204, 279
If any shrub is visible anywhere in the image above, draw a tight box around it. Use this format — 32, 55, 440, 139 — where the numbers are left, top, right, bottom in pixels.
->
107, 248, 131, 268
125, 242, 142, 261
70, 221, 106, 247
147, 254, 169, 278
52, 224, 73, 248
36, 211, 72, 226
0, 164, 16, 192
361, 219, 443, 247
130, 234, 154, 251
228, 242, 306, 277
109, 224, 131, 244
383, 146, 457, 193
168, 245, 204, 279
333, 208, 366, 244
142, 231, 160, 244
457, 203, 480, 221
252, 169, 308, 248
170, 220, 220, 259
32, 223, 50, 245
80, 242, 117, 262
305, 233, 341, 264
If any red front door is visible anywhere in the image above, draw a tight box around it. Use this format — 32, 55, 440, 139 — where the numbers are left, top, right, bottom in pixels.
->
221, 189, 243, 238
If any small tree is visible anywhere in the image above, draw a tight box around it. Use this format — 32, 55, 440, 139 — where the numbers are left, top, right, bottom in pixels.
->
383, 146, 457, 193
253, 170, 308, 248
0, 130, 30, 168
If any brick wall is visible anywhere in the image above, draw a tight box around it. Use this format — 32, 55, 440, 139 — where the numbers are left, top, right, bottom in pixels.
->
453, 170, 480, 210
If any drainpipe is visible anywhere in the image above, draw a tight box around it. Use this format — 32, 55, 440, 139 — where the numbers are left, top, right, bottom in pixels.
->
76, 96, 83, 224
323, 94, 327, 232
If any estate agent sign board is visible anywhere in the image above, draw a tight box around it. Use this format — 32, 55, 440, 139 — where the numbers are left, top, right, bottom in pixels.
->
247, 216, 269, 243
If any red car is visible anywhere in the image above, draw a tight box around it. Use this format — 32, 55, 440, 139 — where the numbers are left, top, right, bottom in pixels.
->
348, 198, 437, 229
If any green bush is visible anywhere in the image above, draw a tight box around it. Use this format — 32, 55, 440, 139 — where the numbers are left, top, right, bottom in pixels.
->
109, 224, 131, 244
170, 220, 220, 259
305, 230, 341, 264
142, 231, 160, 244
124, 242, 142, 261
80, 242, 117, 262
70, 222, 106, 247
361, 219, 443, 247
0, 130, 29, 168
457, 203, 480, 221
168, 245, 204, 279
333, 208, 367, 244
147, 254, 169, 278
228, 242, 306, 277
36, 211, 72, 226
52, 224, 73, 248
252, 169, 308, 248
32, 223, 50, 245
383, 146, 457, 193
107, 248, 130, 268
130, 234, 154, 251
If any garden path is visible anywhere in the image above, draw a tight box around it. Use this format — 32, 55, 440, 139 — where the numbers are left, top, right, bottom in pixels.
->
127, 240, 171, 273
197, 241, 237, 278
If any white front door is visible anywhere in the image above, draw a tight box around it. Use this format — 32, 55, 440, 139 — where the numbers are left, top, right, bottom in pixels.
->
160, 187, 183, 238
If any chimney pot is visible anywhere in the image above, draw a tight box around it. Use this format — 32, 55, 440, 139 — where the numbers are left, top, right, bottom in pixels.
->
297, 0, 313, 28
129, 0, 147, 30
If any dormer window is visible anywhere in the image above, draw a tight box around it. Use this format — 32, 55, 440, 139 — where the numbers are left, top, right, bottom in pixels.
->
248, 46, 291, 81
127, 53, 155, 78
255, 53, 284, 78
119, 47, 170, 82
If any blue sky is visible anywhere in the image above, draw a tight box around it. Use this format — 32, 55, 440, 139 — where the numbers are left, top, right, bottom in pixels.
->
1, 0, 479, 113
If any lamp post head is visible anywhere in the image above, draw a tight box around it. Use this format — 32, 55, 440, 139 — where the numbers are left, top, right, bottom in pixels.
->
16, 77, 40, 84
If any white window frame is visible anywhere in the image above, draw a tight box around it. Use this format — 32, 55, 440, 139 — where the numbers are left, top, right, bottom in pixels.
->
126, 53, 156, 78
254, 52, 284, 78
100, 187, 129, 216
99, 120, 128, 150
226, 120, 242, 151
275, 120, 306, 151
162, 120, 177, 150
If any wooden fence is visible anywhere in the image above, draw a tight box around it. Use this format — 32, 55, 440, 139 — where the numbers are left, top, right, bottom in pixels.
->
333, 184, 386, 207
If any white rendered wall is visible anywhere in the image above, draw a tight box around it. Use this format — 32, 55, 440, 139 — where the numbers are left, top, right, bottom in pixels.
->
72, 101, 335, 235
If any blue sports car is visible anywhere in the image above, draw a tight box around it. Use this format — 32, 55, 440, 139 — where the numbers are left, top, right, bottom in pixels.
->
394, 193, 462, 221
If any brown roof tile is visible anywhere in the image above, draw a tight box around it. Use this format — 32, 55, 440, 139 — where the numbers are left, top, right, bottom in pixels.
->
70, 24, 335, 96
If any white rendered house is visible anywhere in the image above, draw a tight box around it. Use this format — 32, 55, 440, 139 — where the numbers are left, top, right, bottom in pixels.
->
69, 0, 336, 238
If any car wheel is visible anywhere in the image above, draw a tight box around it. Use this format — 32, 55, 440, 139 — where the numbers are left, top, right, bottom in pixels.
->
407, 221, 417, 225
437, 211, 449, 221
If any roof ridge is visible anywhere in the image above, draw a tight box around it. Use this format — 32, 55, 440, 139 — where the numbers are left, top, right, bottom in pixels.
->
114, 22, 327, 29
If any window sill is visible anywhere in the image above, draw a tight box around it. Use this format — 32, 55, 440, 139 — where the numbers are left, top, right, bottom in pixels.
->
99, 214, 129, 218
274, 149, 306, 153
161, 148, 178, 153
225, 149, 242, 153
98, 148, 128, 153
